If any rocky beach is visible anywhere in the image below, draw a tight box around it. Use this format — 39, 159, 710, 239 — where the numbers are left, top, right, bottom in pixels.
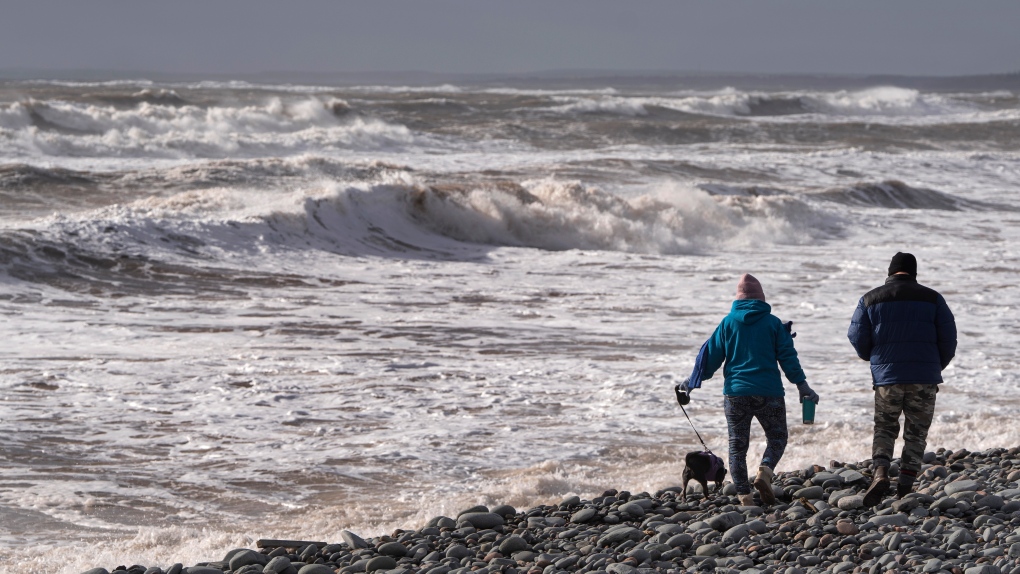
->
81, 447, 1020, 574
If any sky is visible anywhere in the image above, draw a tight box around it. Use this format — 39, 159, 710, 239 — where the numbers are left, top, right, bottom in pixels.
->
1, 1, 1018, 78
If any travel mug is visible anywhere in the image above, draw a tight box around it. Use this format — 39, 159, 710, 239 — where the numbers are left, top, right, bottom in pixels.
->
802, 399, 816, 425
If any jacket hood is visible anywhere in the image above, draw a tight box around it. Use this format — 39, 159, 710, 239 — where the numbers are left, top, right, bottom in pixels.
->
729, 299, 772, 324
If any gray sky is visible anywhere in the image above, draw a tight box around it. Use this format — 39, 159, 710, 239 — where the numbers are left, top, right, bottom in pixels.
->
2, 1, 1018, 78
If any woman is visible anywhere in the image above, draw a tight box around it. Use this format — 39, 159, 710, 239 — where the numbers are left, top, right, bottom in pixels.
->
683, 273, 818, 506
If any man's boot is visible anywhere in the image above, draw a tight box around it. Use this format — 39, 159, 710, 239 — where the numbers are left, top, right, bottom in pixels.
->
738, 493, 755, 507
897, 469, 917, 498
753, 465, 776, 506
863, 465, 890, 507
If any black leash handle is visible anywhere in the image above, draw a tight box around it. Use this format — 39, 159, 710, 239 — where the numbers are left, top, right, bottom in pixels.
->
679, 402, 713, 455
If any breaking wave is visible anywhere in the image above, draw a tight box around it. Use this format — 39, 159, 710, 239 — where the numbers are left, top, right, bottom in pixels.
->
545, 87, 996, 122
815, 180, 1014, 211
0, 180, 844, 292
0, 97, 415, 159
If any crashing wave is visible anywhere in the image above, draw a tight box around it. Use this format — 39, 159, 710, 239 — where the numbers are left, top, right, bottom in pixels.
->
0, 97, 412, 159
815, 180, 1011, 211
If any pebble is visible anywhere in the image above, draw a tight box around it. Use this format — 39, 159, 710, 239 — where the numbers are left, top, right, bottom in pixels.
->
708, 511, 743, 531
457, 512, 504, 529
838, 494, 864, 510
944, 479, 980, 495
694, 543, 721, 556
570, 508, 597, 523
342, 530, 370, 549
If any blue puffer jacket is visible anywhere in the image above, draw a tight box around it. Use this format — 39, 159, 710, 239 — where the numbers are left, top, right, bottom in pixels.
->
847, 274, 957, 386
700, 299, 806, 397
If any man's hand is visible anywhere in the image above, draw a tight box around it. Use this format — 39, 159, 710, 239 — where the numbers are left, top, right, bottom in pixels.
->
796, 381, 819, 404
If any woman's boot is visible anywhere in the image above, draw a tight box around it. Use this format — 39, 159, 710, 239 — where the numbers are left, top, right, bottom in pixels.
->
753, 465, 776, 505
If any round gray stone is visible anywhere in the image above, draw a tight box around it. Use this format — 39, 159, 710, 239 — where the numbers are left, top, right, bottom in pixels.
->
264, 556, 292, 574
708, 511, 743, 531
722, 523, 750, 544
665, 533, 694, 548
975, 494, 1004, 510
811, 472, 840, 484
426, 516, 456, 529
457, 505, 488, 516
794, 486, 824, 499
870, 513, 909, 527
378, 542, 407, 557
944, 479, 980, 495
229, 550, 264, 571
695, 543, 721, 556
366, 557, 398, 572
342, 530, 370, 549
498, 535, 529, 555
618, 501, 645, 517
458, 512, 504, 529
490, 504, 516, 517
297, 566, 335, 574
81, 570, 109, 574
445, 545, 473, 559
599, 526, 641, 545
839, 470, 866, 483
605, 564, 637, 574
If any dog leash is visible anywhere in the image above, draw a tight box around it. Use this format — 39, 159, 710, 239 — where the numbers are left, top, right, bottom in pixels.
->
679, 403, 713, 455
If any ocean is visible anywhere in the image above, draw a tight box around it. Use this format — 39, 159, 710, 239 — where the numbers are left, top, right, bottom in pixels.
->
0, 73, 1018, 572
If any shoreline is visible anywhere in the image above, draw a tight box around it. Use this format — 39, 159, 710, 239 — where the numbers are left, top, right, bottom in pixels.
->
81, 446, 1020, 574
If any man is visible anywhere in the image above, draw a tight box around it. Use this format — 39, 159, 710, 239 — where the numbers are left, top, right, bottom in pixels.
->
848, 252, 957, 506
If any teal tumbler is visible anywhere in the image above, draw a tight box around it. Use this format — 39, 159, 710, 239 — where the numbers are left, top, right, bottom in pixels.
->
802, 399, 816, 425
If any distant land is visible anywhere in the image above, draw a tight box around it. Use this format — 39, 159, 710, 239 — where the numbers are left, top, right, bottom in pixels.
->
1, 68, 1019, 91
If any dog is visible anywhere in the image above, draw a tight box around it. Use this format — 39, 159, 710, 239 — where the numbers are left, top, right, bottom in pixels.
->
681, 451, 727, 500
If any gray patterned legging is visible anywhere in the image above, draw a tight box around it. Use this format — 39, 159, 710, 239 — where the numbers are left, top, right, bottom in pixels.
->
724, 395, 788, 495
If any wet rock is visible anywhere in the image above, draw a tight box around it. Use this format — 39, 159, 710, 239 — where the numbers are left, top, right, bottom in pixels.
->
499, 535, 529, 555
708, 511, 743, 531
264, 557, 292, 574
945, 480, 980, 496
377, 542, 407, 557
571, 508, 597, 523
721, 523, 750, 544
836, 520, 859, 535
459, 512, 504, 529
694, 543, 721, 556
838, 495, 864, 510
618, 502, 645, 517
665, 533, 694, 548
342, 531, 370, 549
795, 485, 825, 499
891, 497, 920, 513
869, 514, 909, 527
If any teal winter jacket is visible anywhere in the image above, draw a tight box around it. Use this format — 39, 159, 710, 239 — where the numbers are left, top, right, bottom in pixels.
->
701, 299, 806, 397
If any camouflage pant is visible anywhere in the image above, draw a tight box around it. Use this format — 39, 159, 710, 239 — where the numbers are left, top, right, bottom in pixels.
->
872, 384, 938, 474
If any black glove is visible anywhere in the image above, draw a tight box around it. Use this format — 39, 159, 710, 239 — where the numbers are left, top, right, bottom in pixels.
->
783, 320, 797, 339
796, 381, 819, 404
675, 378, 691, 406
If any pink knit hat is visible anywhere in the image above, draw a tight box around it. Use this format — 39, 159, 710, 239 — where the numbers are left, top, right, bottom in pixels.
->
736, 273, 766, 301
